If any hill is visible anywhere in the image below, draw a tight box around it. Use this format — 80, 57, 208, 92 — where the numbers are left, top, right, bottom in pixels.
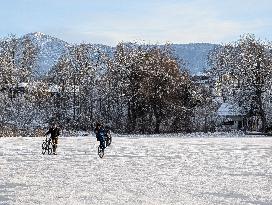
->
19, 32, 218, 75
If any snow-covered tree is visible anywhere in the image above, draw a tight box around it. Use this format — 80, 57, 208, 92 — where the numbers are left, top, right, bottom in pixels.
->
209, 34, 272, 131
46, 43, 108, 130
106, 43, 197, 133
17, 36, 39, 82
0, 35, 18, 92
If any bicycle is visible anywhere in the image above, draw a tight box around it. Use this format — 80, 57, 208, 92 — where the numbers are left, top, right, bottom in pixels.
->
105, 130, 112, 147
42, 136, 53, 155
97, 131, 112, 158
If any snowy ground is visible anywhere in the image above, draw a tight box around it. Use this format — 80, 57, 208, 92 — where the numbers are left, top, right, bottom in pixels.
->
0, 133, 272, 205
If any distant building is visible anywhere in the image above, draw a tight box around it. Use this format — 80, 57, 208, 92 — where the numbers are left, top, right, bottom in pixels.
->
17, 82, 28, 92
217, 102, 246, 130
47, 84, 79, 94
192, 73, 210, 87
48, 84, 60, 94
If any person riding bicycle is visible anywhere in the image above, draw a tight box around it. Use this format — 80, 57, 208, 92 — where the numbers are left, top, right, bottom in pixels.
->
94, 122, 106, 149
45, 123, 60, 155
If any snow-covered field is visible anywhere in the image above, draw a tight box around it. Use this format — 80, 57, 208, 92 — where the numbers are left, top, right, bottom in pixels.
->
0, 134, 272, 205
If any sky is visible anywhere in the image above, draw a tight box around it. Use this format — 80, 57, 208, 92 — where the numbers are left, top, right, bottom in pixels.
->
0, 0, 271, 46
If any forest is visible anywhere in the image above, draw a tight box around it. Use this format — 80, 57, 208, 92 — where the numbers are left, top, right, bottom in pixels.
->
0, 34, 272, 136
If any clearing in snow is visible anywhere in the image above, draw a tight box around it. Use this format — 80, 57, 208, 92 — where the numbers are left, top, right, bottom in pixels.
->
0, 133, 272, 205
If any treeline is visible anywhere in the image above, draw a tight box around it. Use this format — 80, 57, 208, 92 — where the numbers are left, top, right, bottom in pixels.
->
0, 35, 216, 135
2, 33, 271, 136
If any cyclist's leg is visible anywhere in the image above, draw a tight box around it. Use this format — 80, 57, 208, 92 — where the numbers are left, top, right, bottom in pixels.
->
52, 138, 58, 154
55, 137, 58, 148
102, 138, 105, 149
99, 139, 105, 149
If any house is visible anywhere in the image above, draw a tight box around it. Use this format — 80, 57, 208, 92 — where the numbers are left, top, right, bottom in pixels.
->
48, 84, 60, 93
217, 102, 246, 130
47, 84, 80, 94
17, 82, 28, 93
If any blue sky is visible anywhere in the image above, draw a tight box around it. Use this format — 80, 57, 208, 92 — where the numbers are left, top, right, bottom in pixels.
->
0, 0, 271, 46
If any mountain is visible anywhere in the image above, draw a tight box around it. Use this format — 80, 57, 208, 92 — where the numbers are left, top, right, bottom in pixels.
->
171, 43, 218, 74
21, 32, 69, 75
20, 32, 218, 75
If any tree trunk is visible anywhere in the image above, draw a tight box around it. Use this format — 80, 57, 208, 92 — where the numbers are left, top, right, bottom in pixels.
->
256, 90, 267, 132
153, 104, 162, 134
127, 101, 136, 133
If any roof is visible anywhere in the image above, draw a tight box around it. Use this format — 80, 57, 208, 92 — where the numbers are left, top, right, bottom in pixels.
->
217, 102, 245, 117
48, 84, 60, 93
48, 84, 80, 93
18, 82, 28, 88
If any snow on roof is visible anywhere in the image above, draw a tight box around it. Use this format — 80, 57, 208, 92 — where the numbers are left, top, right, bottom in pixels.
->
217, 102, 244, 117
18, 82, 28, 88
48, 85, 80, 93
48, 84, 60, 93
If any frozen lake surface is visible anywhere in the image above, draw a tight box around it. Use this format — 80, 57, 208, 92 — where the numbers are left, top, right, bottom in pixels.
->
0, 134, 272, 205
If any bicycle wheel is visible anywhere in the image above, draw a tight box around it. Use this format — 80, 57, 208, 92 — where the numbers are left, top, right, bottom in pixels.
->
48, 147, 53, 155
98, 146, 104, 158
42, 148, 46, 155
42, 142, 47, 155
42, 141, 47, 149
106, 136, 112, 146
48, 142, 53, 155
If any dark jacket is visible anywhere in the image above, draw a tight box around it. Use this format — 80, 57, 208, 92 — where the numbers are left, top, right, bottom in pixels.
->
94, 127, 105, 141
46, 127, 60, 139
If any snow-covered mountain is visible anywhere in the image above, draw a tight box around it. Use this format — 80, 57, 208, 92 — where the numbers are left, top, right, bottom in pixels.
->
20, 32, 218, 75
172, 43, 218, 74
20, 32, 69, 75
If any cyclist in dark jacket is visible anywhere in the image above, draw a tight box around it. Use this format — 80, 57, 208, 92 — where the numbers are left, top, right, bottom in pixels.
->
45, 123, 60, 154
94, 123, 105, 149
